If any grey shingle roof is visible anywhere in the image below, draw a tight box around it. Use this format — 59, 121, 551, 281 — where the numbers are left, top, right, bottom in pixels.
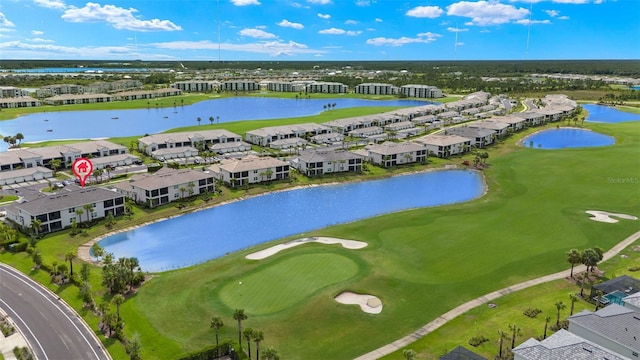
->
513, 329, 629, 360
568, 304, 640, 352
14, 187, 123, 215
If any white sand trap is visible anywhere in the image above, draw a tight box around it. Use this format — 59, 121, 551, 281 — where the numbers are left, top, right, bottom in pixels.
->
586, 210, 638, 223
335, 292, 383, 314
245, 237, 367, 260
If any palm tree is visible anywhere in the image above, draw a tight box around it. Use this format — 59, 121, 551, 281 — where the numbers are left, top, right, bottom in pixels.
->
497, 329, 508, 358
15, 132, 24, 145
197, 117, 202, 125
402, 349, 416, 360
233, 309, 248, 350
75, 209, 84, 224
243, 327, 254, 359
209, 116, 214, 125
65, 251, 76, 276
569, 293, 579, 315
83, 203, 94, 224
543, 315, 551, 339
595, 290, 604, 310
179, 187, 187, 201
94, 168, 103, 183
578, 272, 586, 297
111, 293, 125, 321
566, 249, 582, 278
252, 330, 264, 360
210, 317, 224, 358
509, 323, 521, 349
50, 159, 62, 175
216, 116, 220, 123
30, 219, 42, 238
555, 301, 566, 327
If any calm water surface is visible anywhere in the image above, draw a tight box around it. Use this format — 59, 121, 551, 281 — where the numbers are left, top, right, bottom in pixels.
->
0, 97, 429, 151
522, 128, 615, 149
100, 170, 484, 272
583, 104, 640, 123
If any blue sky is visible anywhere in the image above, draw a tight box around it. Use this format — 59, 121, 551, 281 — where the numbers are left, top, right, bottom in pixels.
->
0, 0, 638, 61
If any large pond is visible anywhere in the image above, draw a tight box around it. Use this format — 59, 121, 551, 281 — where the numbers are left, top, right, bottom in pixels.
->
100, 170, 485, 272
583, 104, 640, 123
522, 128, 615, 149
0, 97, 429, 151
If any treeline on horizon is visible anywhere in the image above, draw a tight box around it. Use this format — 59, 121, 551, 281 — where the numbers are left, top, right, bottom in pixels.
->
1, 59, 640, 77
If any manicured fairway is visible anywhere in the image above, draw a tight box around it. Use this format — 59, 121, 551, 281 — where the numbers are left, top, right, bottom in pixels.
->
218, 253, 360, 315
127, 121, 639, 360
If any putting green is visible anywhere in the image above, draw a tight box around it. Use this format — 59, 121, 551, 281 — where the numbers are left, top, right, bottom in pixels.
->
218, 253, 359, 315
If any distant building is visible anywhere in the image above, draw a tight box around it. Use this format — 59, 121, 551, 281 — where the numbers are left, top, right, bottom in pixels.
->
290, 149, 363, 176
353, 83, 399, 95
209, 156, 290, 187
36, 84, 84, 97
400, 84, 443, 98
0, 96, 41, 109
265, 81, 310, 92
0, 86, 29, 98
42, 93, 113, 105
222, 80, 260, 91
365, 141, 427, 167
414, 134, 471, 158
245, 123, 332, 147
306, 82, 348, 94
171, 80, 221, 92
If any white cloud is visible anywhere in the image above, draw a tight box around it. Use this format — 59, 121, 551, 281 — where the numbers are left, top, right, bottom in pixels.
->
61, 3, 182, 32
290, 2, 308, 8
30, 37, 54, 43
552, 0, 589, 3
0, 40, 138, 58
406, 6, 444, 18
308, 0, 331, 4
447, 27, 468, 32
356, 0, 372, 6
515, 19, 551, 25
318, 13, 331, 19
456, 42, 464, 46
480, 29, 491, 33
447, 1, 529, 26
375, 18, 383, 22
318, 28, 362, 36
231, 0, 261, 6
34, 0, 68, 10
277, 19, 304, 29
345, 20, 358, 25
545, 9, 560, 17
366, 32, 441, 46
153, 39, 322, 57
558, 15, 570, 20
239, 28, 277, 39
0, 13, 15, 28
32, 30, 45, 35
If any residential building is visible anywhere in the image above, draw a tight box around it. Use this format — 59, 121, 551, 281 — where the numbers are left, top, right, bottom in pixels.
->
440, 346, 487, 360
490, 115, 528, 132
265, 81, 310, 92
113, 168, 215, 208
42, 93, 113, 105
513, 329, 628, 360
138, 130, 243, 158
113, 88, 182, 101
0, 96, 41, 109
468, 120, 511, 138
353, 83, 399, 95
0, 167, 53, 186
209, 156, 290, 187
290, 149, 363, 176
171, 80, 221, 92
4, 187, 125, 233
270, 138, 308, 150
0, 86, 29, 98
414, 134, 471, 158
348, 126, 384, 138
222, 80, 260, 91
310, 132, 345, 145
366, 141, 427, 167
623, 292, 640, 312
245, 123, 332, 146
568, 304, 640, 359
513, 111, 546, 126
446, 127, 496, 148
400, 84, 443, 98
324, 115, 382, 134
36, 84, 84, 97
306, 82, 348, 94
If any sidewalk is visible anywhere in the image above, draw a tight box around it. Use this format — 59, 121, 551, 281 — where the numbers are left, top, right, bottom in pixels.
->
354, 230, 640, 360
0, 311, 32, 360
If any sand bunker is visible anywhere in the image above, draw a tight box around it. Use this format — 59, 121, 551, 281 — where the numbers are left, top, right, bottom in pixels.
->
335, 292, 383, 314
246, 237, 367, 260
586, 210, 638, 223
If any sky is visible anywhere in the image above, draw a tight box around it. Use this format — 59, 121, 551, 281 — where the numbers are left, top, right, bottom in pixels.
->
0, 0, 638, 61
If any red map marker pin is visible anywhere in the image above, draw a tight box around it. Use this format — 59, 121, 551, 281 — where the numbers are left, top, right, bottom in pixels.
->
72, 158, 93, 187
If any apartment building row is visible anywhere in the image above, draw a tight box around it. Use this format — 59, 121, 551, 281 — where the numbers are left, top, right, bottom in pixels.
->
138, 129, 248, 160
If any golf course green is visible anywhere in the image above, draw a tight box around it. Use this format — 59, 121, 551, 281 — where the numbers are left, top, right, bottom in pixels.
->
118, 120, 639, 359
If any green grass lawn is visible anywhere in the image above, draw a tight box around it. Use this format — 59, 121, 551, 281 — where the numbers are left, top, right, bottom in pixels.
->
122, 121, 639, 359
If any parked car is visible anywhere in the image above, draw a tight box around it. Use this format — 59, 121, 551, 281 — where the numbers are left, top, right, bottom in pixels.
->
158, 156, 166, 162
62, 180, 71, 186
133, 159, 143, 165
54, 182, 64, 188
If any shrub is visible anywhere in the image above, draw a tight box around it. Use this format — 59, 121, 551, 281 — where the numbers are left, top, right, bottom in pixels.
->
468, 335, 489, 347
523, 308, 542, 318
629, 265, 640, 272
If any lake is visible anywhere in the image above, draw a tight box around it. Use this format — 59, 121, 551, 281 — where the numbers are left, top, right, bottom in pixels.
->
99, 170, 485, 272
522, 128, 615, 149
0, 97, 429, 151
583, 104, 640, 123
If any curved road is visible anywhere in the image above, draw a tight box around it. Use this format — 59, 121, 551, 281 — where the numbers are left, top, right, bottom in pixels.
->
0, 263, 111, 360
355, 229, 640, 360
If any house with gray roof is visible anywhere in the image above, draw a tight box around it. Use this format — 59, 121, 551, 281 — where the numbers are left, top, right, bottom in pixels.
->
0, 166, 53, 186
623, 292, 640, 312
208, 155, 289, 187
290, 149, 363, 176
414, 134, 471, 158
491, 115, 527, 131
446, 127, 497, 148
348, 126, 384, 138
468, 120, 511, 138
568, 304, 640, 359
112, 167, 214, 208
138, 129, 243, 158
513, 111, 546, 126
324, 115, 382, 134
365, 141, 427, 167
4, 187, 125, 233
513, 329, 629, 360
310, 132, 345, 145
439, 345, 487, 360
245, 123, 331, 147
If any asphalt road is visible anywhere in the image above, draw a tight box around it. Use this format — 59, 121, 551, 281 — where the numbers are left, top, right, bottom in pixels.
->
0, 263, 111, 360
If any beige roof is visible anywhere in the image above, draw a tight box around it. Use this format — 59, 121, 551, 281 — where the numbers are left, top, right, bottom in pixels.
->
128, 168, 213, 191
414, 134, 470, 147
139, 129, 242, 146
218, 156, 288, 173
366, 141, 425, 155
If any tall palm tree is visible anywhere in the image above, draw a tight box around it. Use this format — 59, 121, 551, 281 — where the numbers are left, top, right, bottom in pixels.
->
15, 132, 24, 145
566, 249, 582, 278
197, 117, 202, 125
210, 317, 224, 358
509, 323, 521, 349
75, 209, 84, 224
30, 219, 42, 238
243, 328, 254, 359
111, 294, 125, 321
233, 309, 248, 350
555, 301, 566, 327
65, 251, 76, 276
569, 293, 578, 315
543, 316, 551, 339
497, 329, 508, 358
252, 329, 264, 360
83, 203, 94, 224
209, 116, 214, 125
